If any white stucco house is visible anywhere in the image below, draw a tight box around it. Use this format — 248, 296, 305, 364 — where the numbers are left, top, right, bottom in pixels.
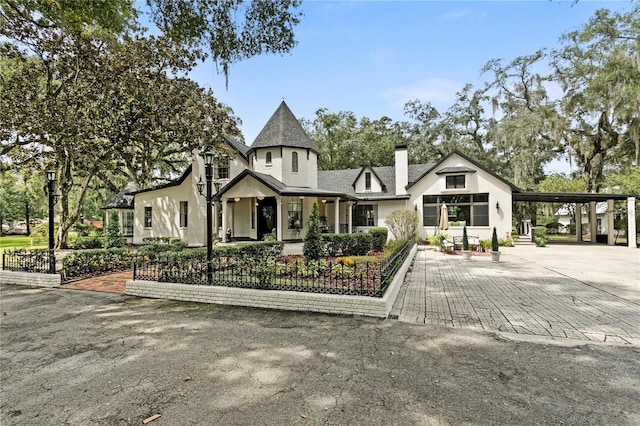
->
555, 202, 613, 234
104, 101, 638, 248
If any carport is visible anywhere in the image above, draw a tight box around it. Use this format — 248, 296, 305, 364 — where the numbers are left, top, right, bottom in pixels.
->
512, 192, 637, 248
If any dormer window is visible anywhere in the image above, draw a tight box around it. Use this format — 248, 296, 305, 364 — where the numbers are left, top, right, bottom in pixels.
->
446, 175, 465, 189
266, 151, 272, 165
292, 152, 298, 173
365, 172, 371, 191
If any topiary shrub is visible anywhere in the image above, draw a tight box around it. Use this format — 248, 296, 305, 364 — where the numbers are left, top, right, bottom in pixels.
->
303, 201, 324, 260
104, 211, 124, 249
491, 227, 499, 252
462, 226, 469, 251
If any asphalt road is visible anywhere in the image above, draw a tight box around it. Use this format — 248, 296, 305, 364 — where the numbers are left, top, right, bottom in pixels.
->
1, 284, 639, 425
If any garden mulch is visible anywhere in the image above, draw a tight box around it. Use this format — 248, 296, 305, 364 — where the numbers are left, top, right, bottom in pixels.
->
59, 270, 131, 293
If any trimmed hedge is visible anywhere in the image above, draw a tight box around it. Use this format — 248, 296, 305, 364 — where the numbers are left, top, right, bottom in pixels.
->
62, 248, 136, 279
323, 233, 373, 256
369, 227, 388, 252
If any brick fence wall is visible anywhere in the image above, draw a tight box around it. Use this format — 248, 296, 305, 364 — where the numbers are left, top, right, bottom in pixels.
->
0, 270, 61, 287
126, 244, 417, 318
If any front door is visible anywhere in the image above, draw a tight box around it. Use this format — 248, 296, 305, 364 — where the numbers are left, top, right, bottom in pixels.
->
257, 197, 278, 240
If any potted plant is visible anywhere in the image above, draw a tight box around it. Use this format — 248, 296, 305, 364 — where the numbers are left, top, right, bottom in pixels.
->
491, 227, 501, 262
462, 225, 472, 260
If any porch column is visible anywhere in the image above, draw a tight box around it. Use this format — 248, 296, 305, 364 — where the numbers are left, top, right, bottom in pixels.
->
576, 203, 582, 242
348, 201, 353, 233
334, 197, 340, 234
628, 197, 637, 249
221, 198, 228, 242
589, 201, 597, 244
607, 199, 615, 246
276, 195, 283, 241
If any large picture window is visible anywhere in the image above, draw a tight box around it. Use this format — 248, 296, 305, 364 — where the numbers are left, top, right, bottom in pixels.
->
144, 207, 152, 228
288, 199, 302, 229
355, 204, 377, 227
180, 201, 188, 228
423, 194, 489, 227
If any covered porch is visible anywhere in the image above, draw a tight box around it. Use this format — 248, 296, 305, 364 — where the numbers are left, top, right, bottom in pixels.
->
215, 170, 358, 242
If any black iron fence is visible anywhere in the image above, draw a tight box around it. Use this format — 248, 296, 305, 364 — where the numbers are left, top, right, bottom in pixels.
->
2, 249, 55, 274
134, 241, 412, 297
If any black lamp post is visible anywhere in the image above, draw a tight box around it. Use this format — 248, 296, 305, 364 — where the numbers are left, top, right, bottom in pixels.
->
46, 170, 59, 274
197, 151, 215, 284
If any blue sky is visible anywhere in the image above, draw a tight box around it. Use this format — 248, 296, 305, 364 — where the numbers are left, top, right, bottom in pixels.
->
183, 1, 632, 172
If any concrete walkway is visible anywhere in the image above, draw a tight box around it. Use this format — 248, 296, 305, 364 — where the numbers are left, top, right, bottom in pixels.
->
391, 244, 640, 345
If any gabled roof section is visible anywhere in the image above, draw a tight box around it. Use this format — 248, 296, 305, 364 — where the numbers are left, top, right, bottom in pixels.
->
134, 165, 192, 194
248, 101, 319, 154
406, 150, 521, 192
225, 136, 250, 161
102, 182, 140, 209
218, 169, 356, 200
351, 166, 387, 192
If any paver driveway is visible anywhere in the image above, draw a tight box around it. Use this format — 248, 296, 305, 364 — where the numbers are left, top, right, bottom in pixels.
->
391, 246, 640, 345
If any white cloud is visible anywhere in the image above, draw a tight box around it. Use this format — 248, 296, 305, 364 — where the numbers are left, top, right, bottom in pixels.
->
442, 9, 473, 21
380, 78, 464, 111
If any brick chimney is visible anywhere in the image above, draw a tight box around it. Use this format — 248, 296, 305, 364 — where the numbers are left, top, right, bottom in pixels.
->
395, 144, 408, 195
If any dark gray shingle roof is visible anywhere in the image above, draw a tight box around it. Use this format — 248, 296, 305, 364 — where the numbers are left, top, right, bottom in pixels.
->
318, 164, 433, 198
249, 101, 319, 154
102, 182, 140, 209
225, 136, 250, 161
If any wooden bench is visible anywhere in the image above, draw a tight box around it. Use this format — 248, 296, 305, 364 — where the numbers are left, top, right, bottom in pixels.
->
441, 236, 455, 253
453, 236, 480, 251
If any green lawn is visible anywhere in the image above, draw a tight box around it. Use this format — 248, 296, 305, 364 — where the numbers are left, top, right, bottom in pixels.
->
0, 235, 48, 252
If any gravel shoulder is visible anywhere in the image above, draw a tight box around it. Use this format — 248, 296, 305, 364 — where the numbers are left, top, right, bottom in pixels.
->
2, 284, 640, 425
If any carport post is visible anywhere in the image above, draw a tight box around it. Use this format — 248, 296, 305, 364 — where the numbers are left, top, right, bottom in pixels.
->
576, 203, 583, 242
628, 197, 637, 249
607, 199, 615, 246
589, 201, 597, 244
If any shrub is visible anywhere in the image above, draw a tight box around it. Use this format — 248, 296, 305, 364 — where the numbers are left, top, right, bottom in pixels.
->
499, 237, 513, 247
303, 201, 324, 260
480, 239, 492, 252
323, 233, 372, 256
511, 226, 519, 241
72, 223, 94, 237
384, 209, 418, 241
369, 227, 388, 252
536, 236, 548, 247
74, 235, 104, 249
62, 248, 135, 279
104, 211, 124, 249
262, 233, 276, 242
535, 226, 547, 238
462, 226, 469, 251
427, 233, 450, 247
491, 227, 499, 252
545, 221, 560, 235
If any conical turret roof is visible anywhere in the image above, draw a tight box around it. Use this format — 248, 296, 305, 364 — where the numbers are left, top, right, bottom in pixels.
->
249, 101, 319, 154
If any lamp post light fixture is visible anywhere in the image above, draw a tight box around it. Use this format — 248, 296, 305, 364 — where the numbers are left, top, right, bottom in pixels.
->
46, 170, 59, 274
197, 150, 216, 285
